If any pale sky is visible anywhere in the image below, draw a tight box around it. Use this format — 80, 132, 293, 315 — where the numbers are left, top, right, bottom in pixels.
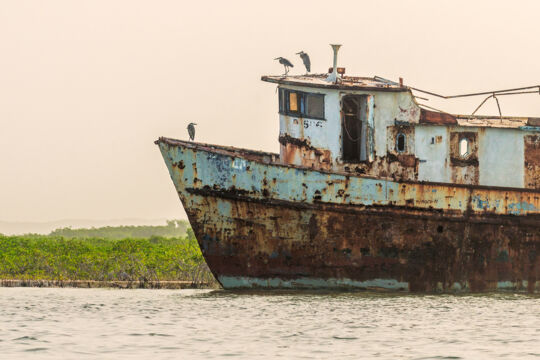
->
1, 0, 539, 223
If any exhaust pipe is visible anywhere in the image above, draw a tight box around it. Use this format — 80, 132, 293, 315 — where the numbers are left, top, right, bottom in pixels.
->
326, 44, 342, 83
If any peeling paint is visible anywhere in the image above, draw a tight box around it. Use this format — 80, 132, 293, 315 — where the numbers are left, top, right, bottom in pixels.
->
270, 80, 538, 190
156, 138, 540, 293
155, 72, 540, 293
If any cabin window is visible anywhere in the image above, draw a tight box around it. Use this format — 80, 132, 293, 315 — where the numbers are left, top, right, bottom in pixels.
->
278, 88, 325, 120
278, 88, 284, 113
305, 94, 325, 119
450, 132, 478, 168
288, 92, 299, 112
459, 138, 470, 158
396, 133, 406, 153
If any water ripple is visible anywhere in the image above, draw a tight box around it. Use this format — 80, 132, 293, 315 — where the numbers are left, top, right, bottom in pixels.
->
0, 288, 538, 359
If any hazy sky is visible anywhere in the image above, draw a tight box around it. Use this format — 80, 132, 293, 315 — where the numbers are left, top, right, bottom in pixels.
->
1, 0, 540, 223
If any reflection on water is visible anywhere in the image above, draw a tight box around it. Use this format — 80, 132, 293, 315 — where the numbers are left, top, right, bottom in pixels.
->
0, 288, 538, 359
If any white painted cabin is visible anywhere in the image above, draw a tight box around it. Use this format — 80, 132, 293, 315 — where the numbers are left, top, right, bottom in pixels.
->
262, 74, 540, 190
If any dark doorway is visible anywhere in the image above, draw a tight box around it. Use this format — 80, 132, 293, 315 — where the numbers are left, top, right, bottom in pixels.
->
342, 95, 368, 162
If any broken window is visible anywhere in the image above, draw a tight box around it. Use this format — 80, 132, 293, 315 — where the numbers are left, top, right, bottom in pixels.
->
396, 133, 406, 152
305, 94, 325, 119
278, 88, 325, 119
450, 132, 478, 169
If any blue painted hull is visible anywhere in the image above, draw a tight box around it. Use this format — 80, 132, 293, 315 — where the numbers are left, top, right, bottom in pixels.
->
157, 137, 540, 292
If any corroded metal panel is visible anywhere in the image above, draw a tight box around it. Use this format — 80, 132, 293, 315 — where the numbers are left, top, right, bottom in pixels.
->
525, 135, 540, 189
420, 109, 457, 125
415, 125, 532, 189
449, 131, 479, 185
158, 137, 540, 217
157, 137, 540, 293
385, 125, 418, 181
415, 126, 450, 183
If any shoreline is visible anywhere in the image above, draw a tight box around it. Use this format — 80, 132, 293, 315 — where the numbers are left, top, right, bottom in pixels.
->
0, 279, 218, 289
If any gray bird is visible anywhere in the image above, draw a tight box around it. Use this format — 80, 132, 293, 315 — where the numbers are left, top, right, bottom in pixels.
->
187, 122, 197, 141
274, 57, 294, 75
296, 51, 311, 73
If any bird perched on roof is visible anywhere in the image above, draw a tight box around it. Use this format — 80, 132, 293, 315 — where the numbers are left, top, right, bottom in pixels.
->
187, 122, 197, 141
296, 51, 311, 73
274, 57, 293, 75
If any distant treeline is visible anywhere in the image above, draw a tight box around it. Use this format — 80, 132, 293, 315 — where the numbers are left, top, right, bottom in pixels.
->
48, 220, 189, 239
0, 222, 218, 287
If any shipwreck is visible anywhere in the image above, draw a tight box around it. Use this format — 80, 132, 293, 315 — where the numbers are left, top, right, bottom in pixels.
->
156, 45, 540, 292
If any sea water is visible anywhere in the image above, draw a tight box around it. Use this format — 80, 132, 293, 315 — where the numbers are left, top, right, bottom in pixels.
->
0, 288, 538, 359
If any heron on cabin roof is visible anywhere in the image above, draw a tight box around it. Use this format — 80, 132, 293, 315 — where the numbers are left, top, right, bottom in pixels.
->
296, 51, 311, 73
187, 122, 197, 141
274, 57, 293, 75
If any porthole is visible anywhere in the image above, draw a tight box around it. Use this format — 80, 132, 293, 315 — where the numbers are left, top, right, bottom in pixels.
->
396, 133, 406, 153
459, 138, 470, 158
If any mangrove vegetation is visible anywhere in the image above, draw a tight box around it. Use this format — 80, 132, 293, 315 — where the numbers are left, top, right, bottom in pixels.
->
0, 222, 218, 288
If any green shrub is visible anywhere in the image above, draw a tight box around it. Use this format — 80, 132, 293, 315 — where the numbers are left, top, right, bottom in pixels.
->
0, 233, 215, 285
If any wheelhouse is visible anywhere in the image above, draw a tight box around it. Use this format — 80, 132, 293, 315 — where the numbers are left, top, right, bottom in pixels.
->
262, 61, 540, 190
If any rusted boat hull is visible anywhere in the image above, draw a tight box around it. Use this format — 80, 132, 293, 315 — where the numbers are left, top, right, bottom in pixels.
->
156, 137, 540, 293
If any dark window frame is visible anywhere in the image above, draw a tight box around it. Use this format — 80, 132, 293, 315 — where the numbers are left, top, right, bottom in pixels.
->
278, 88, 325, 120
396, 133, 407, 153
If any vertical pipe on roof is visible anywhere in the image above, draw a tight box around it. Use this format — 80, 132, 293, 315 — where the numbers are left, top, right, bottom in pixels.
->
326, 44, 342, 84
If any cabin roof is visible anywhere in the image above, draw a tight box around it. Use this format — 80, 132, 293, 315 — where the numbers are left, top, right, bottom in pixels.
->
456, 115, 533, 128
420, 108, 540, 129
261, 74, 408, 92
